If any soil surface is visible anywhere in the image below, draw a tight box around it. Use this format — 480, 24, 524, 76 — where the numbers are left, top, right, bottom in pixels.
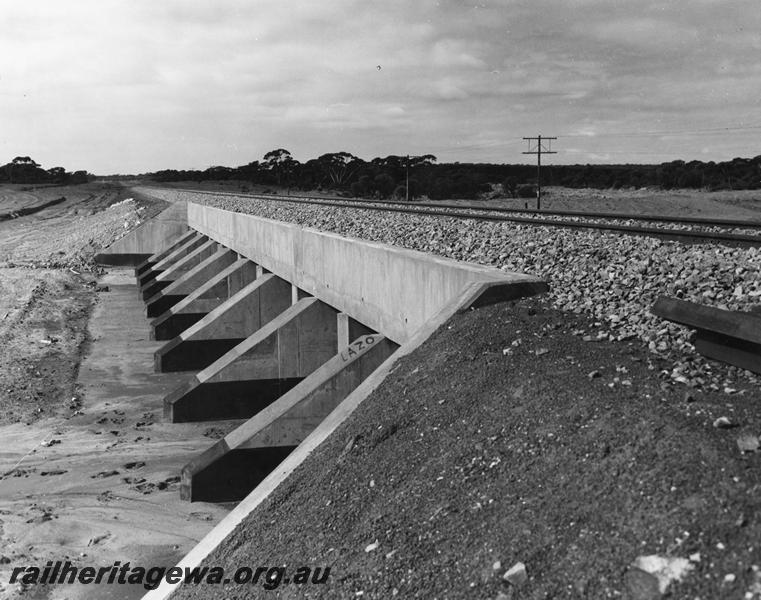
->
0, 185, 228, 600
0, 183, 168, 427
482, 187, 761, 221
0, 183, 167, 269
0, 271, 235, 600
0, 268, 94, 426
173, 295, 761, 600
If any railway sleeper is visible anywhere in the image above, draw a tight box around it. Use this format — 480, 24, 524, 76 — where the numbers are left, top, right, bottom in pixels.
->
652, 295, 761, 374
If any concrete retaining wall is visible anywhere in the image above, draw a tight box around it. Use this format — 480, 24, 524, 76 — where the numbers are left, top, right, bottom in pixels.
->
188, 203, 543, 343
141, 201, 549, 600
96, 202, 189, 265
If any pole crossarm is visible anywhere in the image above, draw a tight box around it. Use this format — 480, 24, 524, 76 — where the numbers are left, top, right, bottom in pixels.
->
522, 136, 558, 155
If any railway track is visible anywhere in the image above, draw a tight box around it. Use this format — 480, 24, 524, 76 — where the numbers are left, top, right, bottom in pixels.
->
175, 188, 761, 247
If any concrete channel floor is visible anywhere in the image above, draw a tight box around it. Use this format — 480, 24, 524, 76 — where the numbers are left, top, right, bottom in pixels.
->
0, 270, 237, 600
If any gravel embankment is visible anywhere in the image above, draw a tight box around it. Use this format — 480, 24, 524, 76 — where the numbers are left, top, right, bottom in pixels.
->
136, 187, 761, 391
176, 190, 761, 236
0, 197, 148, 271
172, 296, 761, 600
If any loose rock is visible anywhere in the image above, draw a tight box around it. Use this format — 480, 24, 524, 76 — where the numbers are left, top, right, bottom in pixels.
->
737, 433, 760, 453
503, 562, 527, 587
713, 416, 734, 429
632, 555, 693, 594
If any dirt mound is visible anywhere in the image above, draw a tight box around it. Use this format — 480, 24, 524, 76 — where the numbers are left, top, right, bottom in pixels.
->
0, 269, 94, 426
0, 183, 168, 271
173, 295, 761, 599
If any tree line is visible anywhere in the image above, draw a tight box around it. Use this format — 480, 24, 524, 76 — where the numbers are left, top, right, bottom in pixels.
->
0, 157, 94, 185
138, 150, 761, 200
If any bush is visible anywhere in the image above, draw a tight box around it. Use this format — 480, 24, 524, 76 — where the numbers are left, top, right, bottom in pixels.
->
429, 177, 453, 200
517, 184, 536, 198
373, 173, 395, 198
502, 177, 518, 197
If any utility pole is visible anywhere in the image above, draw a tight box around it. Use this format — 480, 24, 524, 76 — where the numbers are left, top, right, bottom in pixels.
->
405, 155, 410, 202
522, 135, 557, 210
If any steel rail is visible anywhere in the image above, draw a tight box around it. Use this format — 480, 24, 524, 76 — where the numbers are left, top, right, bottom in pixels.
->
173, 188, 761, 247
174, 187, 761, 228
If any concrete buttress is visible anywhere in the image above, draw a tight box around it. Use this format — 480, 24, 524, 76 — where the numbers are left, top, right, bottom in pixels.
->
150, 259, 258, 341
154, 274, 292, 373
164, 297, 339, 423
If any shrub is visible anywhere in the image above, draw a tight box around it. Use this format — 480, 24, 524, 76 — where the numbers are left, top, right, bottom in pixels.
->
502, 177, 518, 197
517, 184, 536, 198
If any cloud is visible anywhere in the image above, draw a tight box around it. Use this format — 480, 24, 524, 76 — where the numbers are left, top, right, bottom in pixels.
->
0, 0, 759, 171
583, 18, 699, 50
430, 38, 486, 68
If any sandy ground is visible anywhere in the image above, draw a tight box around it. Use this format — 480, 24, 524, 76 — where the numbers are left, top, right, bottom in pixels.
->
0, 184, 150, 270
0, 185, 64, 214
491, 186, 761, 221
0, 183, 165, 427
0, 269, 92, 426
0, 271, 235, 600
0, 186, 235, 599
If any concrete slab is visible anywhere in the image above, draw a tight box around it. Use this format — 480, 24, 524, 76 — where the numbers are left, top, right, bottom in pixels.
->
236, 334, 397, 448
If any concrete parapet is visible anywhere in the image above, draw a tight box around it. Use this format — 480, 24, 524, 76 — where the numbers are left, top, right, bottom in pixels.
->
187, 203, 546, 343
154, 274, 292, 373
180, 333, 397, 501
150, 259, 258, 341
164, 297, 339, 423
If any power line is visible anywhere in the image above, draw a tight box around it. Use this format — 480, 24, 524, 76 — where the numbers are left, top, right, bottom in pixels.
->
558, 123, 761, 139
563, 149, 696, 156
438, 122, 761, 153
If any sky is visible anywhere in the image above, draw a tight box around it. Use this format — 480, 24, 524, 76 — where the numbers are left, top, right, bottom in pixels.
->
1, 0, 760, 174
